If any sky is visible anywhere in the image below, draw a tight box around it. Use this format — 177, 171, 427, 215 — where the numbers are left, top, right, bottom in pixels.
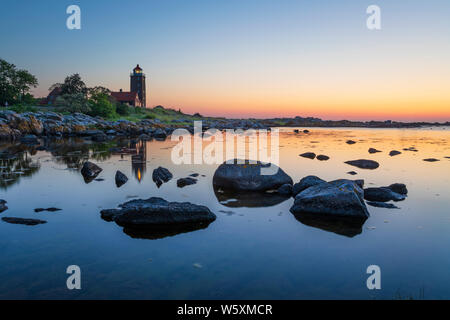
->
1, 0, 449, 121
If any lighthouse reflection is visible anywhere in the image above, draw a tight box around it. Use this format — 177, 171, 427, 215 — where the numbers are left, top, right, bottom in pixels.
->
131, 140, 147, 182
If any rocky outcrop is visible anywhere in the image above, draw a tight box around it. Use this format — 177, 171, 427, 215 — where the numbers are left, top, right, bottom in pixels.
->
290, 179, 369, 220
213, 159, 293, 192
115, 170, 128, 188
152, 167, 173, 187
345, 159, 379, 170
81, 161, 103, 183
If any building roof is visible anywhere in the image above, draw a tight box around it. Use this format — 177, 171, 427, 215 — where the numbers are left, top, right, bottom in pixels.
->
111, 91, 138, 102
133, 64, 142, 71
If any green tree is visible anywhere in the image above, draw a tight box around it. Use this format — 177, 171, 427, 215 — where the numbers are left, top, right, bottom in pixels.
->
55, 93, 92, 114
0, 58, 38, 105
88, 92, 116, 118
14, 69, 38, 102
50, 73, 87, 96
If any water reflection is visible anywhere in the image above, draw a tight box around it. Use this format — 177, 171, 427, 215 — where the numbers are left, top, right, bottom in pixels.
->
110, 139, 147, 182
213, 186, 290, 208
0, 144, 40, 190
122, 222, 213, 240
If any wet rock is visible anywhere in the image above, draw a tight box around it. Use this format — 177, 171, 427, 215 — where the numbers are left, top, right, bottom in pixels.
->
213, 159, 293, 192
346, 140, 356, 145
115, 170, 128, 188
277, 184, 293, 196
292, 176, 326, 197
100, 197, 216, 227
364, 187, 406, 202
290, 179, 369, 220
299, 152, 316, 160
403, 147, 418, 152
294, 129, 300, 133
368, 148, 382, 154
91, 132, 108, 142
0, 200, 8, 213
34, 207, 62, 212
303, 130, 310, 133
0, 124, 21, 140
423, 158, 440, 162
138, 133, 152, 141
20, 134, 39, 145
316, 155, 330, 161
389, 150, 402, 157
387, 183, 408, 195
2, 217, 47, 225
345, 159, 379, 170
81, 161, 103, 183
177, 177, 197, 188
152, 167, 173, 187
366, 201, 400, 209
347, 171, 358, 176
152, 128, 167, 140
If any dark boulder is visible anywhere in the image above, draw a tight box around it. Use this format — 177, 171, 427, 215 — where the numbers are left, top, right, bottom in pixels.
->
34, 207, 62, 212
368, 148, 382, 154
346, 140, 356, 145
290, 179, 369, 221
2, 217, 47, 225
277, 184, 293, 196
292, 175, 326, 196
115, 170, 128, 188
213, 159, 293, 192
100, 197, 216, 228
345, 159, 379, 170
152, 128, 167, 140
423, 158, 439, 162
0, 200, 7, 213
299, 152, 316, 159
20, 134, 39, 145
389, 150, 402, 157
81, 161, 103, 183
316, 155, 330, 161
364, 187, 406, 202
347, 171, 358, 176
387, 183, 408, 195
177, 177, 197, 188
152, 167, 173, 187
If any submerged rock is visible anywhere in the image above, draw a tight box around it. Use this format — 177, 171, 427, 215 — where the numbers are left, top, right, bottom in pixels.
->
20, 134, 39, 145
100, 197, 216, 228
292, 176, 326, 197
213, 159, 293, 192
152, 128, 167, 140
316, 155, 330, 161
81, 161, 103, 183
347, 171, 358, 176
299, 152, 316, 159
345, 159, 379, 170
177, 177, 197, 188
389, 150, 402, 157
34, 207, 62, 212
152, 167, 173, 187
368, 148, 382, 154
0, 200, 8, 213
115, 170, 128, 188
346, 140, 357, 145
290, 179, 369, 221
2, 217, 47, 225
366, 201, 400, 209
364, 187, 406, 202
423, 158, 440, 162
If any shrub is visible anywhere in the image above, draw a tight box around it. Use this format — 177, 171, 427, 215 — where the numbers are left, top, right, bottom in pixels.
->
116, 103, 130, 116
144, 114, 156, 119
89, 93, 116, 118
55, 93, 92, 114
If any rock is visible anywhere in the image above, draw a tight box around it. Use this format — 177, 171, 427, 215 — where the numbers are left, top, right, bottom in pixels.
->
138, 133, 152, 141
299, 152, 316, 159
347, 171, 358, 175
316, 155, 330, 161
106, 129, 117, 135
213, 159, 293, 192
34, 207, 62, 212
368, 148, 382, 154
277, 184, 293, 196
100, 197, 216, 227
303, 130, 310, 133
389, 150, 402, 157
364, 187, 406, 202
423, 158, 439, 162
2, 217, 47, 225
214, 188, 289, 208
290, 179, 369, 220
366, 201, 400, 209
294, 129, 299, 133
20, 134, 39, 144
152, 128, 167, 140
177, 177, 197, 188
387, 183, 408, 195
0, 124, 21, 140
0, 200, 8, 213
81, 161, 103, 183
152, 167, 173, 187
91, 132, 108, 142
115, 170, 128, 188
345, 159, 379, 170
190, 173, 200, 177
346, 140, 356, 145
292, 176, 326, 196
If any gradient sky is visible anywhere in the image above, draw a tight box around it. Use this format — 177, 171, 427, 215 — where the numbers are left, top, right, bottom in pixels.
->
1, 0, 449, 121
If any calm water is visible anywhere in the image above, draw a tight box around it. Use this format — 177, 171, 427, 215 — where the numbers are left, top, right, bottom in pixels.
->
0, 127, 449, 299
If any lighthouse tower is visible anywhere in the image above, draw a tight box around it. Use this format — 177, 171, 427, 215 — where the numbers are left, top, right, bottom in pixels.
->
130, 64, 146, 107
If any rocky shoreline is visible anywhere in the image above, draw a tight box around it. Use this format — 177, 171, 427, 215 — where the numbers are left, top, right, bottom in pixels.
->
1, 110, 448, 142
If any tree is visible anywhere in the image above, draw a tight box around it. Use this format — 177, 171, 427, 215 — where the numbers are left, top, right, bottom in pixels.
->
50, 73, 87, 96
0, 58, 38, 105
88, 92, 116, 118
55, 93, 92, 114
14, 69, 38, 101
88, 86, 110, 98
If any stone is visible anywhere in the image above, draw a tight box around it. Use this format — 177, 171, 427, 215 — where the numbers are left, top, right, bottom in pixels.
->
387, 183, 408, 195
299, 152, 316, 159
0, 200, 8, 213
115, 170, 128, 188
277, 184, 293, 196
177, 177, 197, 188
2, 217, 47, 225
366, 201, 400, 209
152, 167, 173, 187
364, 187, 406, 202
389, 150, 402, 157
345, 159, 379, 170
316, 155, 330, 161
292, 176, 326, 196
81, 161, 103, 183
368, 148, 382, 154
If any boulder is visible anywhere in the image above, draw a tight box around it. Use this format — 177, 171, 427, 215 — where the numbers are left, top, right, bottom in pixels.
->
152, 128, 167, 140
368, 148, 382, 154
290, 179, 369, 220
299, 152, 316, 159
316, 155, 330, 161
292, 175, 326, 196
345, 159, 379, 170
81, 161, 103, 183
423, 158, 439, 162
2, 217, 47, 225
346, 140, 356, 145
177, 177, 197, 188
389, 150, 402, 157
364, 187, 406, 202
152, 167, 173, 187
115, 170, 128, 188
387, 183, 408, 195
20, 134, 39, 145
277, 184, 293, 196
213, 159, 293, 192
0, 200, 7, 213
100, 197, 216, 227
347, 171, 358, 175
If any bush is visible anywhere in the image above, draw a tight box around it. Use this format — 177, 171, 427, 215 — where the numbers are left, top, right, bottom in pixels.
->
8, 104, 38, 113
89, 93, 116, 118
55, 93, 92, 114
116, 103, 130, 116
144, 114, 156, 119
